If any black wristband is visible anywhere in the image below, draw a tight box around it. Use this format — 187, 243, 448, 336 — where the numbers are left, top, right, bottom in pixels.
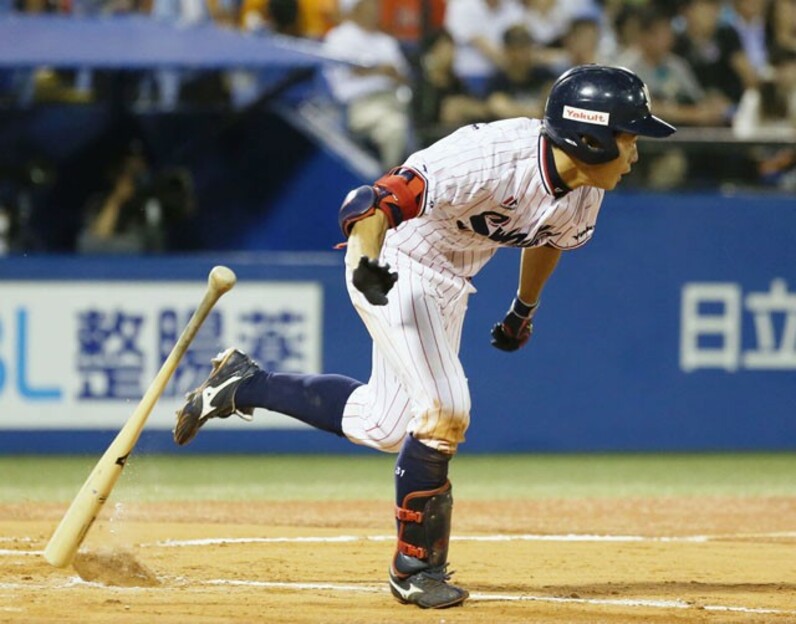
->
512, 295, 539, 319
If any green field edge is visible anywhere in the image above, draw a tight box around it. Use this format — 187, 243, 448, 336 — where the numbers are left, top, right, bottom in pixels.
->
1, 453, 794, 503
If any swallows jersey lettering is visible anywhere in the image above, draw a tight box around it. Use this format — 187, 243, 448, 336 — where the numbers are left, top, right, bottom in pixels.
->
456, 211, 557, 247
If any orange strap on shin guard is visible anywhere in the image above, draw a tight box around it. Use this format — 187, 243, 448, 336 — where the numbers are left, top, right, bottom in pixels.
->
393, 481, 452, 569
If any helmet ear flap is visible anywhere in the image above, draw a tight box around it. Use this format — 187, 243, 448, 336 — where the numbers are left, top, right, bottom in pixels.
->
578, 133, 602, 150
576, 131, 619, 163
547, 126, 619, 165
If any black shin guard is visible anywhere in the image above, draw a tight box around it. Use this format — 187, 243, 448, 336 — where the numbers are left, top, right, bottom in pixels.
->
392, 481, 453, 578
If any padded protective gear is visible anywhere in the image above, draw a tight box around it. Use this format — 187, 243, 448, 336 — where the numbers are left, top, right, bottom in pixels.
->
338, 185, 379, 238
352, 256, 398, 306
491, 297, 538, 352
339, 167, 426, 237
393, 481, 453, 578
544, 65, 676, 165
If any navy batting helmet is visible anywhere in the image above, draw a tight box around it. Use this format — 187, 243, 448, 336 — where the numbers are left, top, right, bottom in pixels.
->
543, 65, 676, 165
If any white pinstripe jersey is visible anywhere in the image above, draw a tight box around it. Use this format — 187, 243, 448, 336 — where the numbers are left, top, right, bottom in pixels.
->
384, 117, 605, 279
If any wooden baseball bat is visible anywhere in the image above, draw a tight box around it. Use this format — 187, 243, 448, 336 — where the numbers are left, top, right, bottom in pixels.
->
43, 266, 237, 568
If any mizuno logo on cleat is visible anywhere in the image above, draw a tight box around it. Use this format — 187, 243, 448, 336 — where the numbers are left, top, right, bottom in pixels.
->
200, 376, 241, 417
389, 578, 423, 601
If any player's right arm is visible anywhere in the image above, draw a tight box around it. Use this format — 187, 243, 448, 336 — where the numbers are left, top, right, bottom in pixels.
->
339, 168, 426, 305
344, 211, 398, 307
344, 210, 388, 271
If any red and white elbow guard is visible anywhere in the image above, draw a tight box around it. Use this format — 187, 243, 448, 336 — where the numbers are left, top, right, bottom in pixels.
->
339, 167, 427, 238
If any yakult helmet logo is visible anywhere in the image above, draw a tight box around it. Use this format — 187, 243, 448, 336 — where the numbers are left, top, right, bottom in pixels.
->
562, 105, 610, 126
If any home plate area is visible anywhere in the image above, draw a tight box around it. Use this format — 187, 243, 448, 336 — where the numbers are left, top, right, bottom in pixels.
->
0, 498, 794, 624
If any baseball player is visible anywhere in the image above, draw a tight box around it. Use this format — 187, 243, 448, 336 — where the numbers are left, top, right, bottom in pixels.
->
173, 65, 675, 609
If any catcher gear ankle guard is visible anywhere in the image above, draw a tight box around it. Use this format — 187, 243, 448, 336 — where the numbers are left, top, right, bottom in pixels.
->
339, 167, 426, 237
393, 481, 453, 578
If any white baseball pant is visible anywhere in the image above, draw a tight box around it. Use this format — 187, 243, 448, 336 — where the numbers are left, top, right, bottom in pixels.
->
341, 260, 473, 455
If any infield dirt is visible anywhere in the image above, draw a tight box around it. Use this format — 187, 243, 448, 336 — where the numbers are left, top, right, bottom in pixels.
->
1, 496, 794, 623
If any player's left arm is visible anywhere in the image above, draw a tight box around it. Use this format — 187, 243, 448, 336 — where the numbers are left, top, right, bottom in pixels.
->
518, 243, 562, 305
491, 244, 562, 352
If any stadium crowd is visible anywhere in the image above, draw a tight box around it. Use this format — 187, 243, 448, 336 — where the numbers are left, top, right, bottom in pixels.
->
3, 0, 795, 145
0, 0, 794, 253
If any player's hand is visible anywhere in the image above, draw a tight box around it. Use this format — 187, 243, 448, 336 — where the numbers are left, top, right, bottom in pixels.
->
352, 256, 398, 306
490, 297, 538, 352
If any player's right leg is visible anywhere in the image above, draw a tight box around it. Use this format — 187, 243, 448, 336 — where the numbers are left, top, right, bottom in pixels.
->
345, 265, 471, 608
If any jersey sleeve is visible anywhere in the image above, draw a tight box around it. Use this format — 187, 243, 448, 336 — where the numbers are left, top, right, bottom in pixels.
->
547, 188, 604, 250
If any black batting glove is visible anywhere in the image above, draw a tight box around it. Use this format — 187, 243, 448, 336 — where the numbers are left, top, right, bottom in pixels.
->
491, 296, 539, 352
352, 256, 398, 306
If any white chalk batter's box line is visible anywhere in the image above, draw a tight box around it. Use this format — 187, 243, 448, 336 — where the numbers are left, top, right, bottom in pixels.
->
146, 531, 796, 548
1, 531, 795, 557
0, 577, 794, 618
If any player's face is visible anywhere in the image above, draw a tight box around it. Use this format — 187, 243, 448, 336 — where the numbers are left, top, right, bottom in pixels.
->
584, 133, 639, 190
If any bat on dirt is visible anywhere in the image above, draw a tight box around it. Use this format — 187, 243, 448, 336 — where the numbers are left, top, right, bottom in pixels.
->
43, 266, 237, 568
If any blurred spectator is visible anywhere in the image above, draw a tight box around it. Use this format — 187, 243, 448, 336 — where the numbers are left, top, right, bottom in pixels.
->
208, 0, 239, 24
734, 51, 796, 190
728, 0, 769, 76
734, 51, 796, 138
484, 24, 556, 119
520, 0, 593, 47
766, 0, 796, 61
551, 15, 603, 73
152, 0, 236, 24
379, 0, 446, 40
234, 0, 300, 109
412, 29, 490, 138
16, 0, 90, 104
142, 0, 231, 109
323, 0, 411, 168
19, 0, 65, 12
617, 8, 730, 126
444, 0, 523, 79
673, 0, 757, 104
77, 144, 196, 254
265, 0, 299, 33
616, 7, 727, 189
71, 0, 148, 14
610, 3, 645, 58
282, 0, 335, 38
0, 159, 53, 253
563, 16, 601, 64
241, 0, 301, 34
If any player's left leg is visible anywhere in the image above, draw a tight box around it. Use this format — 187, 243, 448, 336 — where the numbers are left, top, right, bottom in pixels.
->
173, 349, 363, 446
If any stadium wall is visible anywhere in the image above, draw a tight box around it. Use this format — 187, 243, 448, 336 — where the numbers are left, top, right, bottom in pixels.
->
0, 192, 793, 454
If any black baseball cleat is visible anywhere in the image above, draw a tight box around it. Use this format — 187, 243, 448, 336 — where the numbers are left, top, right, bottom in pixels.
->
388, 566, 469, 609
173, 348, 260, 446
